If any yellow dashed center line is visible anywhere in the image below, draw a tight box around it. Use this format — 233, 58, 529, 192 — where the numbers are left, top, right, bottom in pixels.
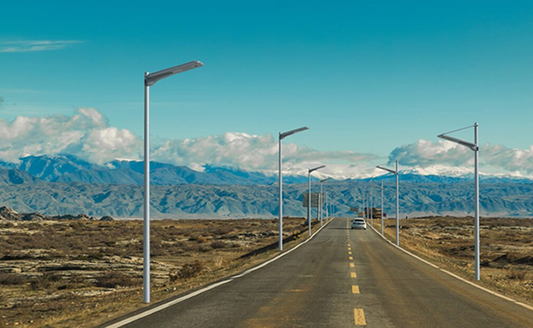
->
354, 309, 366, 325
348, 219, 364, 325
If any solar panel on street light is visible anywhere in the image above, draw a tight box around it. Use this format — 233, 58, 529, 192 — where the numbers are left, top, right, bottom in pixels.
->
145, 61, 204, 86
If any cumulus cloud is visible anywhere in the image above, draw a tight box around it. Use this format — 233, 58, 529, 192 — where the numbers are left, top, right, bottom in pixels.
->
481, 144, 533, 175
7, 108, 532, 179
0, 108, 378, 178
151, 132, 378, 178
0, 40, 82, 53
0, 108, 141, 164
390, 139, 473, 167
389, 139, 533, 176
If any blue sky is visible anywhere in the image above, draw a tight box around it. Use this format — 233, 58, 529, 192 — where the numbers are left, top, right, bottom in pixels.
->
1, 1, 533, 178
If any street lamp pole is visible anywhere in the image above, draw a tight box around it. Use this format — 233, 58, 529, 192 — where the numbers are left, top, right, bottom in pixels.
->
370, 189, 373, 226
143, 61, 203, 303
319, 178, 331, 226
370, 182, 384, 236
362, 192, 365, 219
381, 180, 384, 236
279, 127, 309, 251
438, 123, 480, 280
377, 159, 400, 246
325, 188, 331, 221
308, 165, 326, 236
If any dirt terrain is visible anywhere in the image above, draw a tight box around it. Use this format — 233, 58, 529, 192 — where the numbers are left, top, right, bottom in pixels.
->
2, 216, 532, 327
0, 217, 316, 327
372, 216, 533, 304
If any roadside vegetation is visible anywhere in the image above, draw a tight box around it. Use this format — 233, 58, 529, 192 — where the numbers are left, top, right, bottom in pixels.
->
372, 217, 533, 304
0, 217, 315, 327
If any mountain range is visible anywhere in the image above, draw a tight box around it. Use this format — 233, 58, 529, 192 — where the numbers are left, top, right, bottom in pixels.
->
0, 154, 309, 185
2, 154, 531, 186
0, 154, 532, 218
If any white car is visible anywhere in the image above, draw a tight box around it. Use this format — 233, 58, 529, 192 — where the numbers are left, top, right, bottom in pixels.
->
350, 218, 367, 230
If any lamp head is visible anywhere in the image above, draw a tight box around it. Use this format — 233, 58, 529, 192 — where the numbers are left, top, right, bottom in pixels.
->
145, 61, 203, 86
309, 165, 326, 173
280, 126, 309, 140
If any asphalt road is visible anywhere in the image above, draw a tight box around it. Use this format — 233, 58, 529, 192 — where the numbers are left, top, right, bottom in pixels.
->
106, 217, 533, 327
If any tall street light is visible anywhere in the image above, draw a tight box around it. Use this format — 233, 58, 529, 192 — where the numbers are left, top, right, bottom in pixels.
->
325, 188, 332, 221
143, 60, 203, 303
362, 192, 365, 219
367, 178, 374, 225
369, 189, 373, 226
379, 181, 384, 236
308, 165, 326, 236
319, 177, 331, 225
377, 159, 399, 246
370, 182, 384, 236
279, 127, 309, 251
438, 123, 480, 280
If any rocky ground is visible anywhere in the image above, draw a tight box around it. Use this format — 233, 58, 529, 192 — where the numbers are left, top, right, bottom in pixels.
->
0, 216, 314, 327
372, 216, 533, 304
2, 215, 532, 327
0, 206, 114, 222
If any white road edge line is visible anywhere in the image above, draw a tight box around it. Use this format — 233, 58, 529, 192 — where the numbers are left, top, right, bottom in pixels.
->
369, 224, 533, 312
105, 218, 335, 328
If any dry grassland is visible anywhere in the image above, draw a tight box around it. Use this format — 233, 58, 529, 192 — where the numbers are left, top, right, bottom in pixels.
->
372, 216, 533, 305
0, 217, 315, 327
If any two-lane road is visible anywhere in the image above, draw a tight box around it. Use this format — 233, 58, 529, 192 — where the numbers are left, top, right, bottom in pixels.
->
105, 218, 533, 327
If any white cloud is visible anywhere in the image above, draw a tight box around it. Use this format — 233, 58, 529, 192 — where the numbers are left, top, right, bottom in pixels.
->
390, 139, 472, 167
151, 132, 378, 178
3, 108, 533, 179
0, 108, 141, 164
389, 139, 533, 177
0, 40, 82, 53
0, 109, 377, 177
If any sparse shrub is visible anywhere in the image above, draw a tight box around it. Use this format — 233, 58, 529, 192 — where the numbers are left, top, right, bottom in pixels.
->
96, 271, 135, 288
180, 228, 193, 237
508, 270, 527, 281
182, 243, 200, 252
0, 272, 25, 285
199, 245, 212, 253
210, 225, 233, 236
70, 274, 84, 284
210, 241, 227, 249
87, 252, 105, 260
169, 261, 204, 281
30, 272, 62, 290
26, 222, 42, 230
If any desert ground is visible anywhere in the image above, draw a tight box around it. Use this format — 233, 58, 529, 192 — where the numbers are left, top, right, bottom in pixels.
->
0, 217, 317, 327
372, 216, 533, 304
1, 216, 533, 327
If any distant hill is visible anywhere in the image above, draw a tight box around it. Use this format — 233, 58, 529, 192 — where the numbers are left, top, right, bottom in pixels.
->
0, 155, 532, 218
0, 174, 532, 218
0, 155, 309, 185
2, 154, 532, 186
0, 169, 41, 185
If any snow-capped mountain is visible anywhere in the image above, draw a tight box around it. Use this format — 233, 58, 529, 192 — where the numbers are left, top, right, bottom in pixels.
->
1, 155, 532, 185
0, 155, 532, 218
